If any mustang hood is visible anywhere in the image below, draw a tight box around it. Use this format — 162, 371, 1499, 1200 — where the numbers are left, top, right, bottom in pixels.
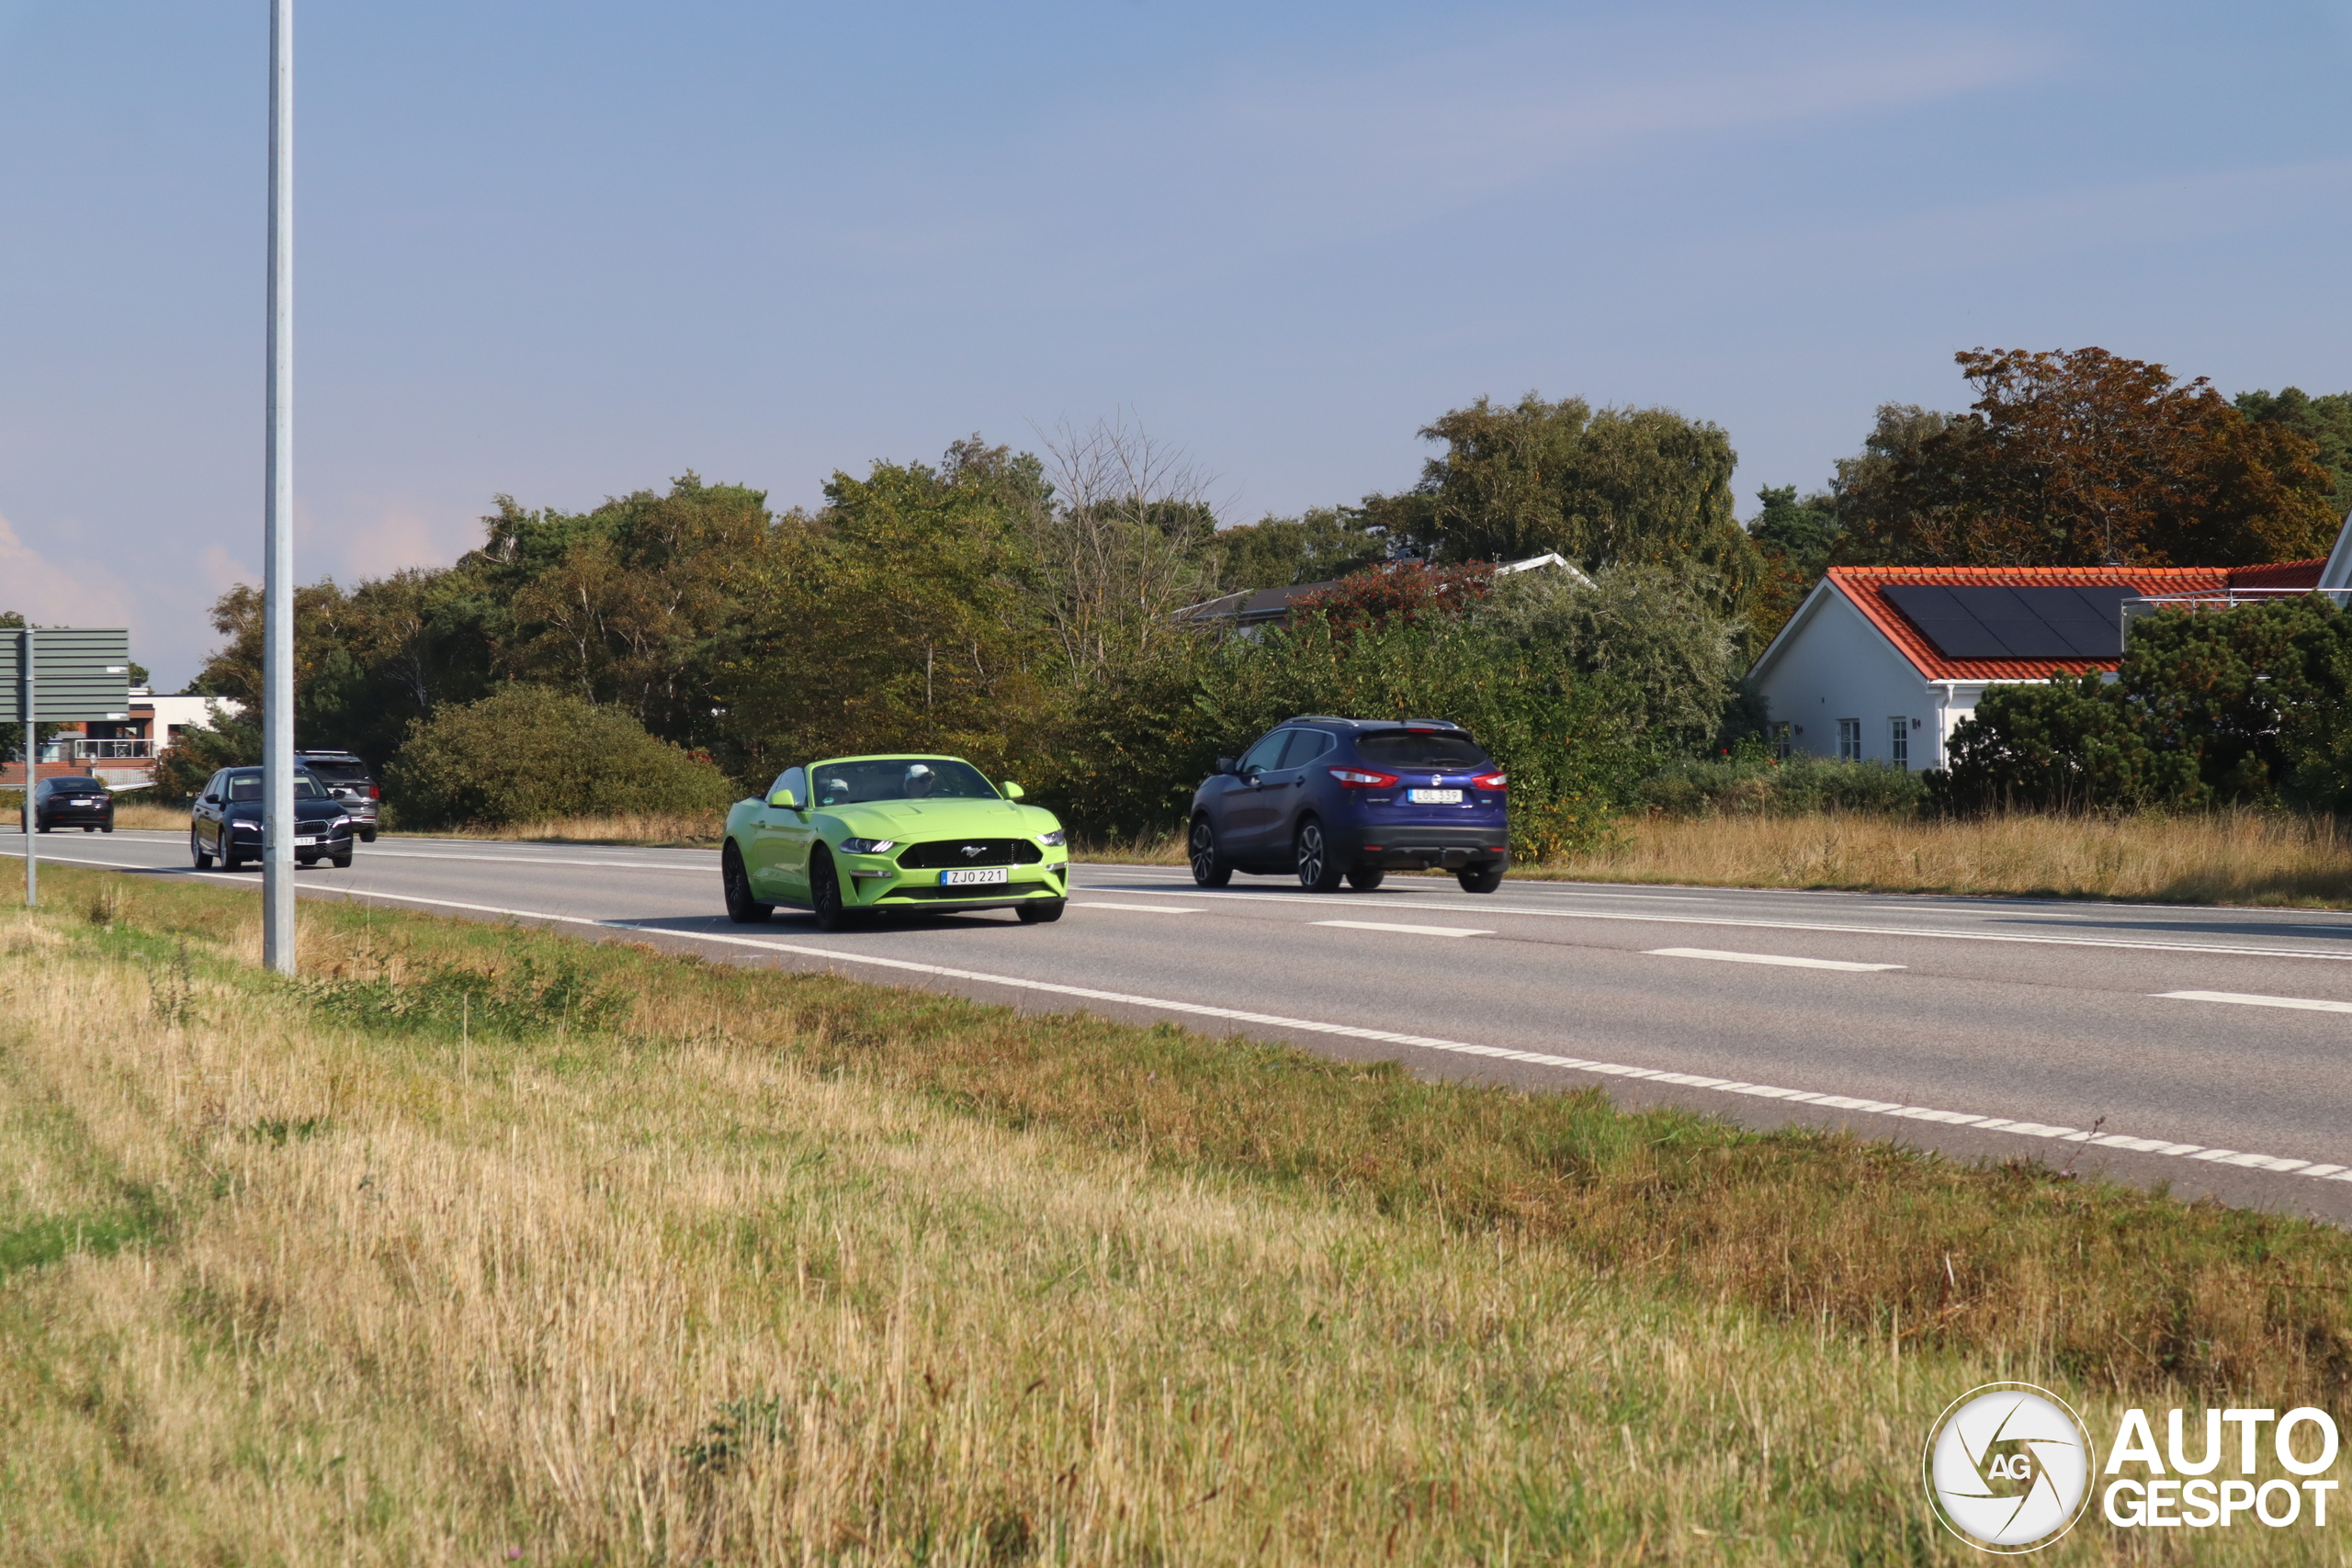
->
826, 799, 1052, 836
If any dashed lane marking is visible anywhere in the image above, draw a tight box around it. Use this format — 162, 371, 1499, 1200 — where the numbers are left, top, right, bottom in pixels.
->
17, 852, 2352, 1189
2160, 989, 2352, 1014
1074, 902, 1202, 914
1098, 886, 2352, 963
1312, 919, 1491, 938
1647, 947, 1904, 973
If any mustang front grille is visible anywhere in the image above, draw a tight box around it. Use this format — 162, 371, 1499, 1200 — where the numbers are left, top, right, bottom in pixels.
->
894, 838, 1045, 870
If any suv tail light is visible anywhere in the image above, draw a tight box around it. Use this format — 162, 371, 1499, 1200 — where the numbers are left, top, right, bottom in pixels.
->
1470, 772, 1508, 791
368, 784, 380, 799
1328, 766, 1399, 788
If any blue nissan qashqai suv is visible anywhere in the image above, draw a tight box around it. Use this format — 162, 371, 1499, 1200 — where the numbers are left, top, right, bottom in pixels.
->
1187, 716, 1509, 894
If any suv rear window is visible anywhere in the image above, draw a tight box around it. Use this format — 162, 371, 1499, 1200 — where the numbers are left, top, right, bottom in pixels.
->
303, 761, 371, 784
1354, 731, 1489, 769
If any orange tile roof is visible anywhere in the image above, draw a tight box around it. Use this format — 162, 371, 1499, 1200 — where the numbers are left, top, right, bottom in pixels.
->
1826, 559, 2324, 682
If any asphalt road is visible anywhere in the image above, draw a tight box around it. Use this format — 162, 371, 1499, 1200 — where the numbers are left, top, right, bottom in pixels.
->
13, 826, 2352, 1220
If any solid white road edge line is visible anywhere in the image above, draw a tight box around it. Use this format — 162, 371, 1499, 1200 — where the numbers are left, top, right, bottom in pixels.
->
1101, 886, 2352, 963
1312, 920, 1491, 938
1647, 947, 1904, 973
17, 854, 2352, 1185
2160, 989, 2352, 1014
249, 882, 2346, 1189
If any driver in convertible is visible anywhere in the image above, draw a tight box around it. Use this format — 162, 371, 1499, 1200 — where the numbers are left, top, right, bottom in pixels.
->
903, 762, 936, 799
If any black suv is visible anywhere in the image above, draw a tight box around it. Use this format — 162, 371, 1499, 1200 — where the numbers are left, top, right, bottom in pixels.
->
33, 775, 115, 833
190, 767, 356, 870
296, 750, 380, 840
1188, 716, 1509, 893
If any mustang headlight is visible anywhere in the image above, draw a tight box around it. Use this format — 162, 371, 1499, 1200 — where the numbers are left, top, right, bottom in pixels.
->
837, 838, 896, 855
1038, 829, 1066, 848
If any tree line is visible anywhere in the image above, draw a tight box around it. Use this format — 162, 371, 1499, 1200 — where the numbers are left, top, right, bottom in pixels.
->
158, 346, 2349, 838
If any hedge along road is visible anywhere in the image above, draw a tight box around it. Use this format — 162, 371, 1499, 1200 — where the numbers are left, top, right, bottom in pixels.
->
13, 827, 2352, 1222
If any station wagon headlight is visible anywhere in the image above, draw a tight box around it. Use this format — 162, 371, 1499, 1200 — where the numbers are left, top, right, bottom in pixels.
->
837, 838, 896, 855
1038, 829, 1065, 848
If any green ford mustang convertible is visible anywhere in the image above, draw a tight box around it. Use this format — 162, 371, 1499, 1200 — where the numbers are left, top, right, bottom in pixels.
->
720, 754, 1070, 931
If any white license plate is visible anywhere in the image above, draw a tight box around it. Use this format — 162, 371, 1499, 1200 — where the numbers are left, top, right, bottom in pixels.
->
1407, 788, 1463, 804
939, 867, 1008, 886
294, 836, 320, 847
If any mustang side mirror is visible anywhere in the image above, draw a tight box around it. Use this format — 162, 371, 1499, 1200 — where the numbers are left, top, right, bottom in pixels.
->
1001, 781, 1025, 800
1215, 756, 1238, 776
767, 787, 801, 810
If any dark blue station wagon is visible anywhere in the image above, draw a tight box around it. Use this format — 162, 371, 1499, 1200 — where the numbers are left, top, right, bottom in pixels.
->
1187, 717, 1509, 894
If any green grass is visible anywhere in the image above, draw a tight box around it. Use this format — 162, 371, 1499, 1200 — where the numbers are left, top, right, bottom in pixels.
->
0, 863, 2348, 1562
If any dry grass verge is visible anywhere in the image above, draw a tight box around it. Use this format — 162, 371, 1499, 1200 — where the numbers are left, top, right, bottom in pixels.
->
5, 866, 2350, 1561
1535, 808, 2352, 907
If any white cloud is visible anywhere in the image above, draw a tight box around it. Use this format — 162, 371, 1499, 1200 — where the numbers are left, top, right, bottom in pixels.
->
0, 511, 136, 626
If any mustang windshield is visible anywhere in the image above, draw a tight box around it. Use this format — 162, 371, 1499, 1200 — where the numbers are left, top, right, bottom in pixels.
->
812, 759, 998, 807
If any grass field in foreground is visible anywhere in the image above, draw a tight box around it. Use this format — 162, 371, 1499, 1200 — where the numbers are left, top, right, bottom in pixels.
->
5, 865, 2350, 1562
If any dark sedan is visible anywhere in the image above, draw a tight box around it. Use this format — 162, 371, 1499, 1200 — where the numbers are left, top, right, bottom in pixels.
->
190, 766, 356, 870
33, 775, 115, 833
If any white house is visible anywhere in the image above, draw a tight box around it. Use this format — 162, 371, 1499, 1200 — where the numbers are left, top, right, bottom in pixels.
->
1747, 557, 2329, 771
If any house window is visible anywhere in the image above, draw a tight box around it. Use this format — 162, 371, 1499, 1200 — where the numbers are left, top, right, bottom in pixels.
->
1768, 722, 1792, 761
1889, 717, 1908, 771
1838, 718, 1862, 761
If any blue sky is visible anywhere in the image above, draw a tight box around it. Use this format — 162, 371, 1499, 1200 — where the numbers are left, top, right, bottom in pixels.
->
2, 2, 2348, 684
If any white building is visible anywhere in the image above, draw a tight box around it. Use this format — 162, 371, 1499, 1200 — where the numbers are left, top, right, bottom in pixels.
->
1747, 559, 2326, 770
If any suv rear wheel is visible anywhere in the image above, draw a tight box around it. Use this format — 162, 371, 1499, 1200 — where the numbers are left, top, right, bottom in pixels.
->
1457, 862, 1504, 894
1295, 817, 1345, 892
1188, 816, 1232, 887
1346, 865, 1385, 891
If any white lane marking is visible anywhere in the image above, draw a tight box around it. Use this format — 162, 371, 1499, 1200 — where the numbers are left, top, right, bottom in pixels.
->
150, 879, 2335, 1190
1314, 919, 1491, 938
1075, 902, 1202, 914
356, 849, 710, 871
1647, 947, 1904, 973
2160, 990, 2352, 1014
1099, 886, 2352, 963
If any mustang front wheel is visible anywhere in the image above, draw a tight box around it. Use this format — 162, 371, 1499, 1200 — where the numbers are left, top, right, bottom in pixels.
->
808, 850, 856, 932
1015, 898, 1065, 923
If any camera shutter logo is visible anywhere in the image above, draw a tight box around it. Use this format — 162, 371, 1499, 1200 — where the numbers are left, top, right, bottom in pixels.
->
1924, 1383, 2093, 1552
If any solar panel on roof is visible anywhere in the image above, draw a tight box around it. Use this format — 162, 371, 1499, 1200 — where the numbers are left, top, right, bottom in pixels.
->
1880, 584, 2131, 660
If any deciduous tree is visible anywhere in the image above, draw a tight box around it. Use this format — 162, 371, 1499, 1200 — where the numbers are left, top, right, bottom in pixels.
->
1838, 348, 2339, 568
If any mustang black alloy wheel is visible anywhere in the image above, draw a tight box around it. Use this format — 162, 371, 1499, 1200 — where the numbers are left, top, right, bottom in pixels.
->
1015, 898, 1066, 923
721, 840, 775, 924
808, 850, 855, 931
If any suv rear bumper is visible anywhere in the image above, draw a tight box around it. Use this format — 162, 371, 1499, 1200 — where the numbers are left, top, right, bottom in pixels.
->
1331, 824, 1507, 871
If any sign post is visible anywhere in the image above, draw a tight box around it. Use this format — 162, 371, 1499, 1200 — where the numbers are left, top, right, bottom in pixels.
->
1, 626, 132, 908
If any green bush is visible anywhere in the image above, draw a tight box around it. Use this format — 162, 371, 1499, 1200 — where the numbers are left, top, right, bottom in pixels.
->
1928, 596, 2352, 814
1638, 750, 1928, 818
385, 685, 737, 829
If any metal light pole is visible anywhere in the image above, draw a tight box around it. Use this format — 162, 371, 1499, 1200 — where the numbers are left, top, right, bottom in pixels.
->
18, 626, 32, 908
262, 0, 296, 974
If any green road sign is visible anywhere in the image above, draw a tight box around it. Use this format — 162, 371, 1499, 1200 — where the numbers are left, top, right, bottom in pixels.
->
0, 628, 132, 724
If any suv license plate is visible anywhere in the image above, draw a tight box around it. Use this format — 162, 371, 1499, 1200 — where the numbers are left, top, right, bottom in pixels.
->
1407, 788, 1463, 804
939, 867, 1008, 886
